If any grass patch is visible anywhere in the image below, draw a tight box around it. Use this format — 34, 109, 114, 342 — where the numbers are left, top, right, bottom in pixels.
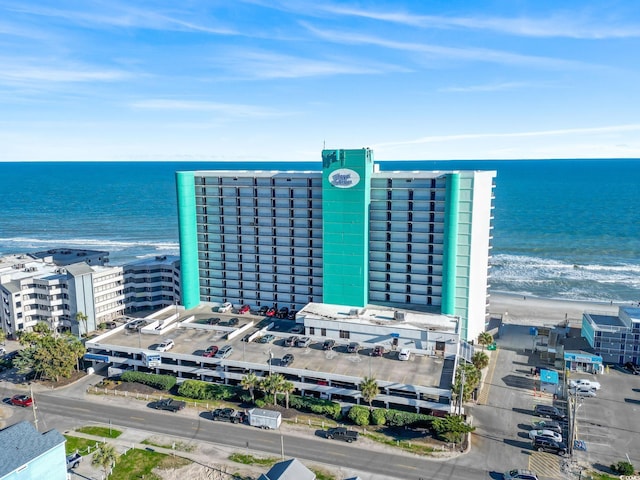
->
76, 425, 122, 438
587, 473, 619, 480
311, 467, 337, 480
109, 448, 189, 480
362, 432, 436, 455
141, 438, 196, 452
64, 435, 102, 455
228, 453, 279, 466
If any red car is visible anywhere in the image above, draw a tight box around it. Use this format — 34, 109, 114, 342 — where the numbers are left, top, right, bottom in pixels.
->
371, 346, 385, 357
238, 305, 251, 314
266, 307, 277, 317
202, 345, 219, 357
10, 394, 33, 407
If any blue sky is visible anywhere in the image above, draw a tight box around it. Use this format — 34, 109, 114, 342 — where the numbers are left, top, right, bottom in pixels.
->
2, 0, 640, 161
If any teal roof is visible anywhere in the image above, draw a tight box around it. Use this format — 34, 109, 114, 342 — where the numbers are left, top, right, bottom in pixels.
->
540, 369, 559, 384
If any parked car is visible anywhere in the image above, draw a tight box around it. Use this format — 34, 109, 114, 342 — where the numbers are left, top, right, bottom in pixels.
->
228, 317, 239, 326
504, 469, 539, 480
211, 408, 245, 423
533, 420, 562, 434
258, 334, 275, 344
125, 319, 147, 331
153, 398, 186, 412
214, 345, 233, 359
66, 453, 82, 470
266, 307, 277, 317
219, 302, 233, 313
281, 353, 294, 367
534, 404, 566, 421
202, 345, 219, 357
296, 337, 312, 348
347, 342, 360, 353
624, 362, 640, 375
207, 317, 221, 325
258, 306, 269, 315
398, 348, 411, 361
287, 310, 297, 320
569, 386, 597, 397
323, 339, 336, 350
276, 307, 289, 319
10, 394, 33, 407
284, 336, 297, 347
528, 429, 562, 442
326, 427, 359, 443
532, 436, 567, 456
154, 339, 174, 352
290, 325, 304, 334
102, 321, 117, 329
569, 379, 601, 390
238, 304, 251, 314
371, 345, 385, 357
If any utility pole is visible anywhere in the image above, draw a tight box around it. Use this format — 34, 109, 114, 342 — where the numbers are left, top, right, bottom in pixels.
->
459, 368, 466, 415
31, 387, 38, 432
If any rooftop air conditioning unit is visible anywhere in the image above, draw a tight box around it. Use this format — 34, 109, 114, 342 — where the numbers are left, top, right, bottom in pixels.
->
394, 311, 406, 321
349, 308, 359, 316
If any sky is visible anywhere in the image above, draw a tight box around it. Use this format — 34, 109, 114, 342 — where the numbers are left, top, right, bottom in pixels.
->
2, 0, 640, 162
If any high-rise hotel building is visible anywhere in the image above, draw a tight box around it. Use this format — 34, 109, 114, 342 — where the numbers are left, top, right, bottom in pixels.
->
176, 149, 495, 341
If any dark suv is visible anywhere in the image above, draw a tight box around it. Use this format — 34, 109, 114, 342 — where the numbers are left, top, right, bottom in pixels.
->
534, 404, 566, 421
532, 437, 567, 456
624, 362, 640, 375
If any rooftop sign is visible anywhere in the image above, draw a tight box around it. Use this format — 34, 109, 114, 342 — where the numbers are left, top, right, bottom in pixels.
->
329, 169, 360, 188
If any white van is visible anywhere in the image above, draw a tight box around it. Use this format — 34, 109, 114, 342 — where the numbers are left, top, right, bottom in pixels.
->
218, 302, 233, 313
398, 348, 411, 361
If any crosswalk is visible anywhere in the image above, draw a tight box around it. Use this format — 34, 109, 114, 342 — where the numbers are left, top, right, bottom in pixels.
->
529, 451, 564, 479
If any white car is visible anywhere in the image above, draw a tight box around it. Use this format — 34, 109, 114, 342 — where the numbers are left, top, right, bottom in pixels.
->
218, 302, 233, 313
155, 339, 174, 352
569, 386, 597, 397
528, 429, 562, 442
398, 348, 411, 361
569, 379, 601, 390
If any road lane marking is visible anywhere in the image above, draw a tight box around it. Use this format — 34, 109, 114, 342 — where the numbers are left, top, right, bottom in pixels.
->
477, 348, 499, 405
130, 417, 145, 421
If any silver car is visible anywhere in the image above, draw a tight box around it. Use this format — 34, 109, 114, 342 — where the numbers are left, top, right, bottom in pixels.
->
215, 345, 233, 359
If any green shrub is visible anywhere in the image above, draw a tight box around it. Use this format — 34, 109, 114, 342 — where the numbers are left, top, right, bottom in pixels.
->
348, 405, 370, 426
384, 410, 434, 428
611, 461, 634, 475
177, 379, 239, 400
287, 395, 341, 419
120, 371, 176, 391
371, 408, 386, 426
254, 398, 267, 408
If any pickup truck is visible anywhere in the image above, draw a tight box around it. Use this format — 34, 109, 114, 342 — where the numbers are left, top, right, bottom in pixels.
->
211, 408, 245, 424
153, 398, 186, 412
326, 427, 359, 443
66, 453, 82, 469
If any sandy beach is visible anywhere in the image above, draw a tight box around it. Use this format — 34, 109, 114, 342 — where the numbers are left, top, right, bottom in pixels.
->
488, 292, 625, 326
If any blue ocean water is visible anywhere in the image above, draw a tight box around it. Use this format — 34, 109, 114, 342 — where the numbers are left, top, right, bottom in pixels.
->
1, 159, 639, 302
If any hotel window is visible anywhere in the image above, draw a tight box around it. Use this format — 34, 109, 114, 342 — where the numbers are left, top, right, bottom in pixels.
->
309, 327, 315, 335
321, 328, 326, 336
339, 330, 350, 339
406, 295, 410, 303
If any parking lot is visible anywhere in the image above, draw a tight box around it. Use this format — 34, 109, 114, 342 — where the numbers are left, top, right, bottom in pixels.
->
96, 306, 453, 404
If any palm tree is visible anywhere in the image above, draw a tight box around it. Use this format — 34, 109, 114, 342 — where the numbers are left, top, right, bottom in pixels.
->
240, 372, 260, 403
262, 373, 285, 406
360, 376, 379, 409
472, 351, 489, 370
477, 332, 493, 351
92, 443, 118, 478
281, 380, 295, 409
75, 311, 88, 337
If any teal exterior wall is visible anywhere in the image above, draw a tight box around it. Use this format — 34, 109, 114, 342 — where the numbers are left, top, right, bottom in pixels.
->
441, 173, 459, 316
175, 172, 200, 309
321, 149, 373, 307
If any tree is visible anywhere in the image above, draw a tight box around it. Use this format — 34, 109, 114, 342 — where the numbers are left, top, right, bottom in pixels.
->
92, 443, 118, 478
451, 363, 481, 403
17, 328, 85, 382
432, 415, 476, 444
240, 372, 260, 403
76, 311, 88, 337
477, 332, 493, 350
472, 351, 489, 370
359, 376, 379, 409
281, 380, 295, 409
261, 373, 285, 406
0, 329, 6, 345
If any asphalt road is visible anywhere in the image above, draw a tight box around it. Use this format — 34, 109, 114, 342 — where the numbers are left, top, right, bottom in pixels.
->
33, 391, 489, 480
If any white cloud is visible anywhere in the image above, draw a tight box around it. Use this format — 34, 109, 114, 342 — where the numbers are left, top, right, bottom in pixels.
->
0, 60, 130, 83
130, 99, 286, 118
439, 81, 555, 93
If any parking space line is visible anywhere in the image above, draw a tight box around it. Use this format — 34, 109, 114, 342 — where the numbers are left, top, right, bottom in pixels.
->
528, 451, 563, 479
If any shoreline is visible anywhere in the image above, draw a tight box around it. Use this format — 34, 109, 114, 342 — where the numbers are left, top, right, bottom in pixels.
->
488, 291, 626, 326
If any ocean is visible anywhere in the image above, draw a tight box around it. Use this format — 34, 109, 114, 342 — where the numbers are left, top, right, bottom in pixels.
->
1, 159, 639, 303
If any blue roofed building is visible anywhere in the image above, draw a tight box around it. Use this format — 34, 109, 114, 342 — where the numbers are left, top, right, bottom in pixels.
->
0, 421, 67, 480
